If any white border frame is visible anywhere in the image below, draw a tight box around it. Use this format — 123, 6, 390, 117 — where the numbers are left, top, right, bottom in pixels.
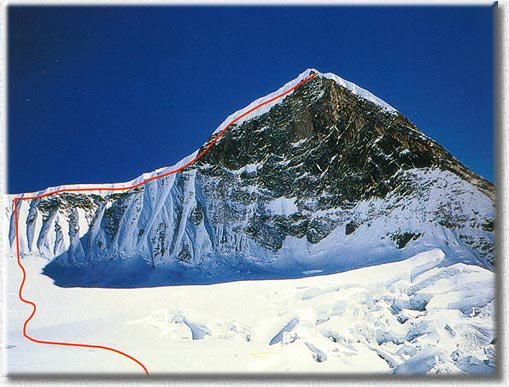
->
0, 1, 506, 386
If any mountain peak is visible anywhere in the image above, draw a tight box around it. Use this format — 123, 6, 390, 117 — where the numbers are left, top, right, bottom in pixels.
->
8, 69, 495, 282
211, 68, 397, 139
298, 68, 397, 113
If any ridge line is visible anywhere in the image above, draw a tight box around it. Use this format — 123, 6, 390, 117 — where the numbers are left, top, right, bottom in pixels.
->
12, 71, 317, 375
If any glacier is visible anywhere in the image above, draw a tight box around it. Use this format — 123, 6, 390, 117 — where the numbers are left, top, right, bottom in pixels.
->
4, 248, 495, 374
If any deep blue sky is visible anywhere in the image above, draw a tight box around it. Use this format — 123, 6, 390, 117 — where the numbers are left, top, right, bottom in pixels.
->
8, 5, 495, 193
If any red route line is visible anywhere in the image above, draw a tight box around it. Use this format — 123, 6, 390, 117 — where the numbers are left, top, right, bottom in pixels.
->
12, 72, 317, 376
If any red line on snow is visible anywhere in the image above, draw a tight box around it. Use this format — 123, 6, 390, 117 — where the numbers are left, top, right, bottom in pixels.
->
12, 72, 316, 376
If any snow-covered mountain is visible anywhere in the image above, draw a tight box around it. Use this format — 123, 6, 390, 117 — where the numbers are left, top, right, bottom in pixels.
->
5, 69, 495, 287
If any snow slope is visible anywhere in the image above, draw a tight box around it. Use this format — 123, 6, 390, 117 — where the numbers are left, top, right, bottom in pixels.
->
4, 165, 493, 289
4, 248, 495, 374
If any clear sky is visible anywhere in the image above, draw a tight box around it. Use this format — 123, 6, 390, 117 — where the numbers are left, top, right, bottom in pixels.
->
8, 5, 495, 194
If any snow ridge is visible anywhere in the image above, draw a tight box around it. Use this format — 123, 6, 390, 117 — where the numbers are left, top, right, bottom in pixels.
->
7, 68, 397, 199
319, 70, 397, 112
8, 70, 315, 198
213, 68, 398, 136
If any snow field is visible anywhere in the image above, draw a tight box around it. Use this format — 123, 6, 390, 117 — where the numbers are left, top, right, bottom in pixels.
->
5, 248, 495, 374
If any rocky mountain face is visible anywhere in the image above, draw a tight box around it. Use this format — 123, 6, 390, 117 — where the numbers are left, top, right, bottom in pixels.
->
6, 69, 495, 286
